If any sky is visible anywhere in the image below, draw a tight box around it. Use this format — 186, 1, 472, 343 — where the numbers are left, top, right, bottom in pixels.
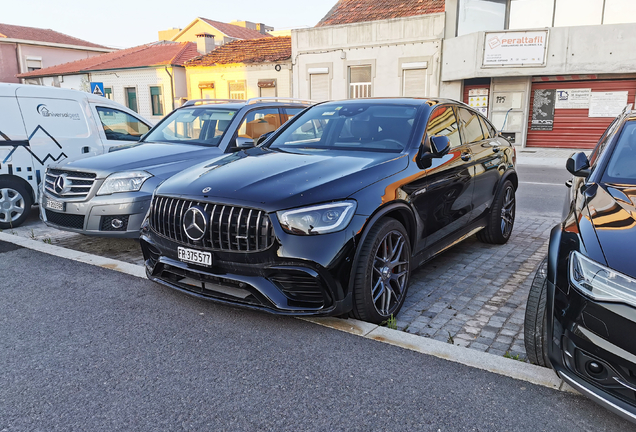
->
2, 0, 336, 48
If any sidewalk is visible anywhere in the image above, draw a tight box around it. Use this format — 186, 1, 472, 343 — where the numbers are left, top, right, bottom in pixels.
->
515, 146, 589, 167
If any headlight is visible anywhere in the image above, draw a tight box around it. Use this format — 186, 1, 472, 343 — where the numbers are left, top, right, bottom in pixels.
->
570, 251, 636, 306
97, 171, 152, 196
277, 201, 356, 235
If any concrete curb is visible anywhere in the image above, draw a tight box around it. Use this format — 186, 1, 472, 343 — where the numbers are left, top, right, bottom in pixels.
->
0, 231, 577, 394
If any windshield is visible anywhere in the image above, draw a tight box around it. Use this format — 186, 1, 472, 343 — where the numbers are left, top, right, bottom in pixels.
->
144, 107, 237, 146
604, 121, 636, 184
268, 104, 418, 153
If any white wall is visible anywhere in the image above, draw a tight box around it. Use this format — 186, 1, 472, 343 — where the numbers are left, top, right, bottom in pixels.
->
292, 14, 445, 100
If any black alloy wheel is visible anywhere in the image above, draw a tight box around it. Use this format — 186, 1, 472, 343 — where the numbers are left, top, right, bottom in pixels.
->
352, 218, 411, 324
478, 180, 516, 244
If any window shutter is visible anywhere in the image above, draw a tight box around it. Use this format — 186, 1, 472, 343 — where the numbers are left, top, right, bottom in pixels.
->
403, 69, 427, 97
260, 87, 276, 97
310, 74, 329, 101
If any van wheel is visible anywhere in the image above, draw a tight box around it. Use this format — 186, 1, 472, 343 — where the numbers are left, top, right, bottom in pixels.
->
0, 179, 33, 229
524, 257, 551, 367
352, 218, 411, 324
477, 180, 515, 244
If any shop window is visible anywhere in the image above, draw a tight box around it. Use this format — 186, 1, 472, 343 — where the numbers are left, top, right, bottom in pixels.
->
349, 65, 372, 99
150, 86, 163, 116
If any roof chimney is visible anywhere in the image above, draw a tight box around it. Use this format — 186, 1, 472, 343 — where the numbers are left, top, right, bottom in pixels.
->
196, 33, 215, 55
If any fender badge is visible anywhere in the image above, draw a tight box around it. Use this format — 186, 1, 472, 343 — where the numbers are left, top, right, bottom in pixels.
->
202, 187, 211, 193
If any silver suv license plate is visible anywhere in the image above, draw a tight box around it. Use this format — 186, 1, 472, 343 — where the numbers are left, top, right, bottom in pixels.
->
45, 198, 65, 211
178, 247, 212, 267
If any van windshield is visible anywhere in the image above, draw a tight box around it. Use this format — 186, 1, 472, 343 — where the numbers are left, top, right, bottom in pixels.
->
144, 107, 237, 146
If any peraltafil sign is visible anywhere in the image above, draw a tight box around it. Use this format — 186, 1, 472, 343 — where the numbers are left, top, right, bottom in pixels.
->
483, 30, 548, 67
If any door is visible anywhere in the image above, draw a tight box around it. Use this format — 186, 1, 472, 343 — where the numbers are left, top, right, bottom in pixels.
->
94, 106, 151, 151
406, 105, 474, 252
456, 107, 503, 222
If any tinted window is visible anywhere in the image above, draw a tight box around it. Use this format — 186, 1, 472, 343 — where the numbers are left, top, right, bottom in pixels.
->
604, 121, 636, 182
96, 107, 150, 142
237, 108, 282, 141
457, 108, 487, 143
426, 106, 462, 149
478, 116, 495, 139
270, 104, 417, 152
589, 116, 621, 167
143, 107, 237, 146
282, 107, 304, 122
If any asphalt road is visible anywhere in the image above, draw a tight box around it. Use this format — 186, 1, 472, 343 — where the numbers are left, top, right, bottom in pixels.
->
1, 243, 633, 431
516, 164, 572, 218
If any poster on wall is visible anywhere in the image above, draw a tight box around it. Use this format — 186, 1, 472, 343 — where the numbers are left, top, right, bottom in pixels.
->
589, 91, 629, 117
483, 30, 548, 67
531, 89, 556, 131
468, 88, 489, 116
555, 89, 591, 109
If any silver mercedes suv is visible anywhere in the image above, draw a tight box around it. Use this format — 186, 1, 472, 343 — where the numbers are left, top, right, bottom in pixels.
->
40, 98, 311, 237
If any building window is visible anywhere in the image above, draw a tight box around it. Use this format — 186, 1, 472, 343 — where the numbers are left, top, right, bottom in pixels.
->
228, 80, 246, 100
258, 79, 277, 98
26, 58, 42, 72
125, 87, 138, 113
457, 0, 507, 36
402, 63, 428, 97
309, 69, 329, 101
509, 0, 555, 29
150, 86, 163, 116
104, 87, 113, 100
349, 65, 372, 99
199, 82, 215, 99
554, 0, 603, 26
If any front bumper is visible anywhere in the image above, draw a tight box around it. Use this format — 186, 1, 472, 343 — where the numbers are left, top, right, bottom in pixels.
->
139, 215, 368, 316
40, 190, 150, 238
549, 279, 636, 423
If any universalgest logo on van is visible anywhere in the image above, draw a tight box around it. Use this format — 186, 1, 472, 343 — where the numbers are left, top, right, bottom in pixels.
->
37, 104, 80, 121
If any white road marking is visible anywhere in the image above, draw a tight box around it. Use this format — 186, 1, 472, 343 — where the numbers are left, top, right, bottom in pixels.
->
519, 181, 565, 186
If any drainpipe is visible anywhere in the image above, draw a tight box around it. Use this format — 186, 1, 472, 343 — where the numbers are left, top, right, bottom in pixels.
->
165, 66, 175, 111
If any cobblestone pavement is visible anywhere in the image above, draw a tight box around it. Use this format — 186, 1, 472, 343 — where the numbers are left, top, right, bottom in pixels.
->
7, 208, 558, 361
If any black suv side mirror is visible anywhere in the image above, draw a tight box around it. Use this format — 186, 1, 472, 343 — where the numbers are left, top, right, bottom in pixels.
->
256, 131, 274, 146
235, 137, 255, 149
566, 152, 591, 177
430, 136, 451, 157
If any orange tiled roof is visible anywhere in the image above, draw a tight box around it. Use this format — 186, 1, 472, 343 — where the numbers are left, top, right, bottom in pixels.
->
186, 36, 291, 66
199, 18, 272, 40
17, 42, 199, 78
316, 0, 445, 27
0, 22, 109, 49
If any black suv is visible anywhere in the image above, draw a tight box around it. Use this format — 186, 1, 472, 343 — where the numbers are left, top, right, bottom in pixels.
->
140, 99, 517, 323
524, 106, 636, 422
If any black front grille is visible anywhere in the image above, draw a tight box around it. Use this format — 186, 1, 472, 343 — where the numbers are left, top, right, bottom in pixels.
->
101, 215, 129, 232
45, 169, 97, 199
45, 210, 85, 229
150, 196, 275, 252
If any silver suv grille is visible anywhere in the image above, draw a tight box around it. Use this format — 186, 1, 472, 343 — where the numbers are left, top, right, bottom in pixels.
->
45, 169, 97, 199
150, 196, 275, 252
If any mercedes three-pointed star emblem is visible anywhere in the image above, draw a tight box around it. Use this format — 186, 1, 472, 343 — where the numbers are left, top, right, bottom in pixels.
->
54, 174, 70, 195
183, 207, 208, 241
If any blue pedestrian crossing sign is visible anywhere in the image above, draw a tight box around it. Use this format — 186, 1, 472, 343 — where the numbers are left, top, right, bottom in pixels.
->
90, 82, 105, 97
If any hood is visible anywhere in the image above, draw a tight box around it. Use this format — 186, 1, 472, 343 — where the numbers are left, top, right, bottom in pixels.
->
57, 143, 222, 179
157, 147, 409, 212
586, 183, 636, 278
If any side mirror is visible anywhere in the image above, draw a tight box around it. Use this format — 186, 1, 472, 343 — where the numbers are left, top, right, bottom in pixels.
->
566, 152, 591, 177
256, 131, 274, 146
235, 137, 255, 149
430, 135, 451, 157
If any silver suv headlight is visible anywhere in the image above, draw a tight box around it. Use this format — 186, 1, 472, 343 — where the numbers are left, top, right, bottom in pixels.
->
277, 201, 356, 235
570, 251, 636, 306
97, 171, 153, 196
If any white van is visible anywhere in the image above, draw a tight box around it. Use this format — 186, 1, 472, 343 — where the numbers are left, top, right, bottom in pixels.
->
0, 83, 152, 228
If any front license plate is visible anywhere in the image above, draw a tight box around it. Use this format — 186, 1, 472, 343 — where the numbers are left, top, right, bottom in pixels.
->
178, 247, 212, 267
45, 198, 65, 211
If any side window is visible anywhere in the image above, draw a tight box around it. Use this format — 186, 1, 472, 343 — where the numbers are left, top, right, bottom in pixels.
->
589, 117, 621, 167
426, 106, 462, 149
457, 108, 487, 143
96, 107, 150, 142
281, 107, 304, 123
478, 116, 495, 139
237, 108, 282, 141
284, 118, 330, 145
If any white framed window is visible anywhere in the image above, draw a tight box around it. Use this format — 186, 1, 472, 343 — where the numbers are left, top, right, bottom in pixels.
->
228, 80, 246, 100
348, 65, 372, 99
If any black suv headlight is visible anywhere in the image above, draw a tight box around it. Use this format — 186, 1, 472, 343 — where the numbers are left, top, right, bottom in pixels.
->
277, 201, 356, 235
570, 251, 636, 307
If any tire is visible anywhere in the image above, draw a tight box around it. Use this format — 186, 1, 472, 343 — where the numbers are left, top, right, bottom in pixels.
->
0, 179, 33, 229
352, 218, 411, 324
524, 257, 551, 367
477, 179, 515, 244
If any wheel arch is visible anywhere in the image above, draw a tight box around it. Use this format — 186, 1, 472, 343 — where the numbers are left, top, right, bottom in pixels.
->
501, 169, 518, 191
0, 174, 36, 202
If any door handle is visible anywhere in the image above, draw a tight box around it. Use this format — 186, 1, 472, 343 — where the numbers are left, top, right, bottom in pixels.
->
461, 152, 471, 161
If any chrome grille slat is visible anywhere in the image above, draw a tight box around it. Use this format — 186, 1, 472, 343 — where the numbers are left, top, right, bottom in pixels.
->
149, 196, 273, 252
44, 168, 97, 200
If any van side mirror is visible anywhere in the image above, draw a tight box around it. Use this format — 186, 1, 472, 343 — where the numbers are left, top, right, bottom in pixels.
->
235, 137, 255, 149
430, 135, 451, 157
256, 131, 274, 146
566, 152, 591, 177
